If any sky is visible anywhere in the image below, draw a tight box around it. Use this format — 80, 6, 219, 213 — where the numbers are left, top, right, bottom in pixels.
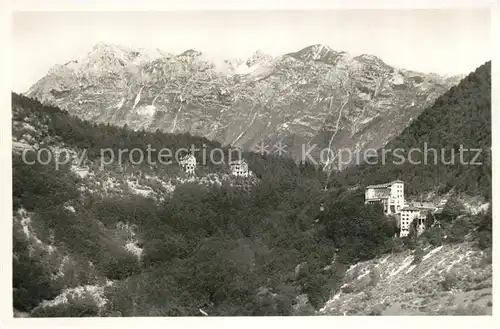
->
12, 9, 491, 93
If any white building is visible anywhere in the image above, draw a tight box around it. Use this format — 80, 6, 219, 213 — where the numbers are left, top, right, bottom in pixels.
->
179, 154, 196, 175
364, 180, 405, 215
229, 159, 250, 177
399, 207, 421, 237
364, 180, 438, 237
399, 206, 430, 237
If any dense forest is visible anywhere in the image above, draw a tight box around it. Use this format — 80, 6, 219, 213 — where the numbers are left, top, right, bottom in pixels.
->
12, 93, 395, 315
11, 61, 492, 316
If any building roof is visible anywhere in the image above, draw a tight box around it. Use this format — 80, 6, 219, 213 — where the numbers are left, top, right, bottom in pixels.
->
229, 159, 248, 166
411, 202, 436, 209
366, 180, 404, 189
179, 154, 196, 161
400, 206, 421, 212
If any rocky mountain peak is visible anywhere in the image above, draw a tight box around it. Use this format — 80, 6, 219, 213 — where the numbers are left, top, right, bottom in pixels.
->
92, 41, 127, 52
285, 44, 342, 63
178, 49, 203, 58
246, 50, 274, 66
353, 53, 391, 69
26, 43, 463, 166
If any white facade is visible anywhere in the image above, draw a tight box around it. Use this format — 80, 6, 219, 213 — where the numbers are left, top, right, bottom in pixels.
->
229, 159, 250, 177
364, 180, 405, 215
399, 207, 428, 237
399, 207, 420, 237
179, 154, 196, 175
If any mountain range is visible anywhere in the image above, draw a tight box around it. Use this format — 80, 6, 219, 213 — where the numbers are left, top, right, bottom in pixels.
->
26, 42, 463, 169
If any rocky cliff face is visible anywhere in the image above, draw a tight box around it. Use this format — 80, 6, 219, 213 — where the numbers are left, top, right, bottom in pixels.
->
26, 42, 462, 168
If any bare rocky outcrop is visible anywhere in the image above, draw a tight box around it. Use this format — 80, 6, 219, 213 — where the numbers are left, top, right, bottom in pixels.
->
318, 242, 492, 316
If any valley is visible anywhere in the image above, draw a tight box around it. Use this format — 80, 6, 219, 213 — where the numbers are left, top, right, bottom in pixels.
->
11, 49, 491, 317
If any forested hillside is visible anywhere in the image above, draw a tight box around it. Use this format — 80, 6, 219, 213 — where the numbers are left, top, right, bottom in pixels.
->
12, 93, 397, 316
11, 60, 492, 316
333, 61, 491, 199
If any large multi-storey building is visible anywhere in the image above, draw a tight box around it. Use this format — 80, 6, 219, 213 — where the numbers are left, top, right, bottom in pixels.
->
364, 180, 441, 237
364, 180, 405, 215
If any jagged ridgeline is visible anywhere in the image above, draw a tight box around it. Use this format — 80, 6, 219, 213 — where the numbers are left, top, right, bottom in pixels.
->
25, 43, 463, 164
335, 61, 491, 199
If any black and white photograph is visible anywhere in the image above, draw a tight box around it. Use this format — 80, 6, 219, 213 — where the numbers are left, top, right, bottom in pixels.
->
2, 0, 496, 324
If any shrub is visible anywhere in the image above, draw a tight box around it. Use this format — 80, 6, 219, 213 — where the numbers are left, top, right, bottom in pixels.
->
440, 272, 457, 291
97, 252, 141, 280
13, 239, 61, 312
475, 208, 492, 249
479, 252, 492, 267
291, 294, 315, 316
390, 237, 405, 253
412, 246, 425, 265
477, 231, 492, 250
439, 198, 466, 222
447, 217, 471, 243
368, 304, 384, 315
420, 226, 444, 246
369, 267, 381, 287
